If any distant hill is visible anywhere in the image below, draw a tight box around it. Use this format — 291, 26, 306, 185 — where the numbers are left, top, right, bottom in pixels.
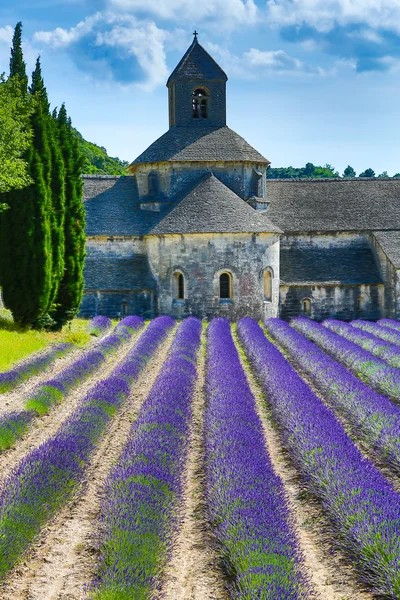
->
73, 130, 129, 176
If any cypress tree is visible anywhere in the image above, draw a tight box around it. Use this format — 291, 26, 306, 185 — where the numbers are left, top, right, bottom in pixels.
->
0, 29, 53, 327
51, 105, 85, 329
9, 22, 28, 95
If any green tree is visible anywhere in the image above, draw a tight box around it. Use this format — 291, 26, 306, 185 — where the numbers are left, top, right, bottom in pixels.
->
343, 165, 356, 178
9, 22, 28, 94
0, 76, 32, 201
359, 168, 375, 178
51, 105, 86, 329
393, 173, 400, 178
0, 28, 53, 327
377, 171, 389, 178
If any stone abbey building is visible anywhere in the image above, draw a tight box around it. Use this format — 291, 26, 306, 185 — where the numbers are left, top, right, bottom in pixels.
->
81, 36, 400, 321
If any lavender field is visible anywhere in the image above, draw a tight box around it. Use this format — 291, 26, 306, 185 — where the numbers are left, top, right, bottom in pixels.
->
0, 315, 400, 599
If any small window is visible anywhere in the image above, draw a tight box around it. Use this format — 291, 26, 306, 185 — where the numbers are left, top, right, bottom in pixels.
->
121, 301, 128, 316
302, 298, 311, 315
192, 88, 208, 119
220, 272, 232, 299
148, 171, 159, 197
173, 272, 185, 301
264, 270, 272, 302
357, 296, 364, 311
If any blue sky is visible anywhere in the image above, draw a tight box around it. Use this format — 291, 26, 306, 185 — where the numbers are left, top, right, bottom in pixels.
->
0, 0, 399, 175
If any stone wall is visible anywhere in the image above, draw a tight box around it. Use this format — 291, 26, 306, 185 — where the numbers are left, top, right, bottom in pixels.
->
370, 233, 400, 319
168, 80, 226, 127
146, 232, 280, 320
134, 161, 267, 204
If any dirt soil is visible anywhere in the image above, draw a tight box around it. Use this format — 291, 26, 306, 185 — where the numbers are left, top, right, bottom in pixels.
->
154, 331, 229, 600
0, 326, 178, 600
233, 329, 374, 600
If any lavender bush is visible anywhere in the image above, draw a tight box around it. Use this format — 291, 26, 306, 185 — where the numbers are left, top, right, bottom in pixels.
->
88, 316, 112, 337
90, 317, 201, 600
0, 411, 34, 450
323, 318, 400, 368
353, 319, 400, 346
25, 320, 144, 415
378, 318, 400, 333
238, 317, 400, 598
292, 316, 400, 400
0, 316, 174, 580
265, 318, 400, 474
205, 319, 311, 599
0, 343, 74, 393
115, 316, 145, 336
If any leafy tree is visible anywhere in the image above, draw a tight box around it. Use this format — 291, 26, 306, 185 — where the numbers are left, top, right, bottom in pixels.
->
394, 173, 400, 178
343, 165, 356, 178
0, 76, 32, 201
377, 171, 389, 178
73, 129, 129, 175
51, 105, 86, 329
359, 168, 375, 178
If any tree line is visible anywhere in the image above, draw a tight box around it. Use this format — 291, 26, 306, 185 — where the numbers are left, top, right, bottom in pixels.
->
268, 163, 400, 179
0, 23, 85, 330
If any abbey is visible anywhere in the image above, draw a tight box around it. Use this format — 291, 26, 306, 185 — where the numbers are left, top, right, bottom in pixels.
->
81, 36, 400, 321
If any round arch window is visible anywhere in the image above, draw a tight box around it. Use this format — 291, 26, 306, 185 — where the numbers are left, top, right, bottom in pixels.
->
192, 88, 208, 119
220, 272, 232, 299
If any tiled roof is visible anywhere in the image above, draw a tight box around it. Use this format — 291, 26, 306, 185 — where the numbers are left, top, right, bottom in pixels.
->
132, 126, 269, 165
84, 256, 155, 290
149, 174, 282, 235
167, 38, 227, 84
280, 243, 384, 286
267, 178, 400, 232
373, 231, 400, 269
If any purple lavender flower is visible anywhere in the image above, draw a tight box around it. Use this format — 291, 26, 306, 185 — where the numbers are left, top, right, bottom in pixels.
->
238, 317, 400, 598
114, 316, 144, 336
90, 317, 201, 599
0, 316, 174, 580
378, 318, 400, 333
0, 343, 74, 393
88, 316, 112, 337
205, 318, 311, 599
353, 319, 400, 346
292, 316, 400, 400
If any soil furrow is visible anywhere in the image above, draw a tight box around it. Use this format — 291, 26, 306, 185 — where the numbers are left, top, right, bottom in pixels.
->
0, 326, 177, 600
154, 329, 229, 600
232, 328, 374, 600
0, 328, 143, 491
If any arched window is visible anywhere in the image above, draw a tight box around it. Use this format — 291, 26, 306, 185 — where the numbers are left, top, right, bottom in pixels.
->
173, 272, 185, 301
192, 88, 208, 119
357, 296, 364, 311
148, 171, 159, 197
264, 270, 272, 302
302, 298, 311, 315
121, 301, 128, 316
220, 272, 232, 299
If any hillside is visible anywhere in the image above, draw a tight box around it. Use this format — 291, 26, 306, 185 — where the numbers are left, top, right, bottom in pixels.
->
73, 129, 129, 176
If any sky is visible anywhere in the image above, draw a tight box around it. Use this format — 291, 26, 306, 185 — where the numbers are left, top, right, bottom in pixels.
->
0, 0, 399, 176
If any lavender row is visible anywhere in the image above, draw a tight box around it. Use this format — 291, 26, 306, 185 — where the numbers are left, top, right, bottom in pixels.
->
0, 343, 74, 394
25, 316, 145, 415
265, 318, 400, 474
238, 317, 400, 598
90, 317, 201, 600
353, 319, 400, 346
378, 318, 400, 333
88, 315, 112, 337
0, 316, 174, 580
323, 318, 400, 368
292, 316, 400, 400
205, 319, 310, 599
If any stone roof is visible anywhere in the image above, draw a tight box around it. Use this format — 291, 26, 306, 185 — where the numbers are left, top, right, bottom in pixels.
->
373, 231, 400, 269
167, 38, 227, 84
131, 126, 269, 165
267, 178, 400, 232
149, 174, 282, 235
84, 256, 155, 290
280, 243, 384, 286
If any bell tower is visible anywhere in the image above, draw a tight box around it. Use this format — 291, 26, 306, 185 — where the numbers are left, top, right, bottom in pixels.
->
167, 33, 228, 128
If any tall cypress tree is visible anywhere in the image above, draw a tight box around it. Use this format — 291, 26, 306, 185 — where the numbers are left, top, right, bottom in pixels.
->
9, 22, 28, 95
51, 105, 85, 329
30, 58, 65, 311
0, 27, 53, 327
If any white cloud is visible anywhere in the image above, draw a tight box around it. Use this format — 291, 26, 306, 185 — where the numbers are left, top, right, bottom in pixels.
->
266, 0, 400, 35
107, 0, 259, 30
207, 42, 325, 77
0, 26, 13, 46
34, 13, 169, 89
